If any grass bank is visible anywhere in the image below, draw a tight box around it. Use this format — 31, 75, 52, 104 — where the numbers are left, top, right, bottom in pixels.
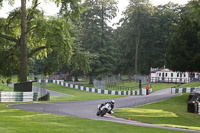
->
0, 83, 13, 91
37, 83, 126, 102
113, 94, 200, 131
178, 82, 200, 88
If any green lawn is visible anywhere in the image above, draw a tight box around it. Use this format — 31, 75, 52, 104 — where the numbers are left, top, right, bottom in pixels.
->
0, 80, 198, 132
113, 94, 200, 131
150, 83, 177, 92
0, 103, 183, 133
178, 82, 200, 88
0, 83, 13, 91
37, 83, 126, 102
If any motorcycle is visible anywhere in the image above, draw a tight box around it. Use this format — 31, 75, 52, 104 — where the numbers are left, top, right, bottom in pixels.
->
96, 103, 112, 117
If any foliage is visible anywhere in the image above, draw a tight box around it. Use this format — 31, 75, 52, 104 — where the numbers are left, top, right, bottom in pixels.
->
0, 0, 81, 82
1, 0, 199, 82
80, 0, 118, 80
115, 2, 181, 75
0, 7, 74, 78
167, 1, 200, 72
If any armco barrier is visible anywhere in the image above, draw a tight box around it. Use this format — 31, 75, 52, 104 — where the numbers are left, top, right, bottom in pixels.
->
0, 92, 38, 102
41, 79, 152, 96
171, 87, 196, 94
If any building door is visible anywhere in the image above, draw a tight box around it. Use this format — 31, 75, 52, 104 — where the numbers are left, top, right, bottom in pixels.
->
162, 73, 164, 82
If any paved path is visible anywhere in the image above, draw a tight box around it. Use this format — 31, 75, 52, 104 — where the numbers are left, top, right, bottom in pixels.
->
7, 88, 200, 132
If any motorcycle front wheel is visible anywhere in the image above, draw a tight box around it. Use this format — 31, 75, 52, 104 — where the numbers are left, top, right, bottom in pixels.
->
96, 111, 100, 116
100, 109, 107, 117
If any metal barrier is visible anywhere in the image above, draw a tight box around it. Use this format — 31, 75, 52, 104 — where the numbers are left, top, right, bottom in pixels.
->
0, 92, 38, 102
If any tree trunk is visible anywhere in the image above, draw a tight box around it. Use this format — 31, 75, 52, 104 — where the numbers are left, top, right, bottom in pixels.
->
20, 0, 27, 83
135, 6, 141, 75
101, 1, 104, 48
74, 75, 79, 82
89, 77, 93, 84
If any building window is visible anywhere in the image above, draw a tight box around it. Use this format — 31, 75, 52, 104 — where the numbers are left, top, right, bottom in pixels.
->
159, 73, 161, 76
184, 73, 186, 77
171, 73, 173, 77
177, 73, 179, 77
180, 73, 182, 77
165, 73, 167, 77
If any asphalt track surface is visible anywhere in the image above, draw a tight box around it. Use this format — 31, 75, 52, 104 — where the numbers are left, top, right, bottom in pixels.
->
8, 88, 200, 132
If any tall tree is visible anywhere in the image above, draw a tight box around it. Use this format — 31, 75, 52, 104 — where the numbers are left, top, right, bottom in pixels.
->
80, 0, 118, 83
167, 1, 200, 72
116, 0, 153, 74
115, 2, 180, 75
0, 0, 80, 82
20, 0, 27, 83
0, 0, 79, 82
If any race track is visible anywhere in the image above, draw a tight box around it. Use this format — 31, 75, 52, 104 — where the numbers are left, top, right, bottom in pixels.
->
8, 88, 200, 132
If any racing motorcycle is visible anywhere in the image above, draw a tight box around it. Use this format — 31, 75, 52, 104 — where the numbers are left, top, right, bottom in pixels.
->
96, 103, 112, 117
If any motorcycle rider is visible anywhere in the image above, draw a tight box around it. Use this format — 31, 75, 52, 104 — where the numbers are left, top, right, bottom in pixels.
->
98, 100, 115, 114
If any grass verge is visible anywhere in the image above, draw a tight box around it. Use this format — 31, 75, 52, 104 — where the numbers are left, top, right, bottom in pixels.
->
0, 103, 184, 133
0, 83, 13, 91
38, 83, 126, 102
178, 82, 200, 88
113, 94, 200, 131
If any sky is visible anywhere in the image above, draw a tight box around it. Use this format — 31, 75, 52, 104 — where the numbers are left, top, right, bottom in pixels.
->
0, 0, 190, 27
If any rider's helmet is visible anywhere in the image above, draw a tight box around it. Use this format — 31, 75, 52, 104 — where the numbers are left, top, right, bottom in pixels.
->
111, 100, 115, 104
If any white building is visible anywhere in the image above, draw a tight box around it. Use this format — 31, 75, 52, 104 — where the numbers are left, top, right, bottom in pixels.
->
150, 68, 199, 83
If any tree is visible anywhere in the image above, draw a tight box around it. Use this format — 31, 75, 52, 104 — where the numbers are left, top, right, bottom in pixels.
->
80, 0, 118, 83
167, 1, 200, 72
115, 2, 180, 75
0, 0, 80, 82
116, 0, 153, 74
20, 0, 27, 83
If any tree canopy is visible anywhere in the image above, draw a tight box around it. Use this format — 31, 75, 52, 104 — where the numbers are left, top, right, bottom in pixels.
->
167, 0, 200, 72
0, 0, 199, 83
